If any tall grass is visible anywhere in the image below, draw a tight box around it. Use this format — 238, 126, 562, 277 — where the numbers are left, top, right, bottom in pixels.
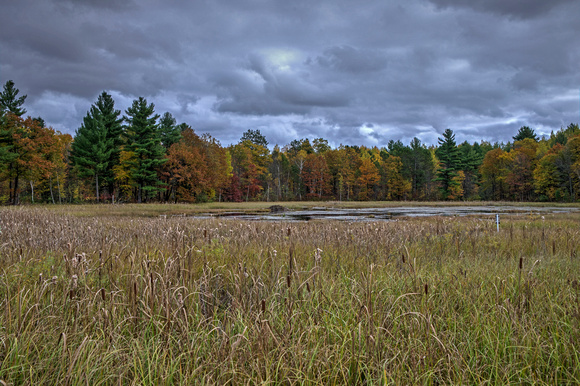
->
0, 206, 579, 384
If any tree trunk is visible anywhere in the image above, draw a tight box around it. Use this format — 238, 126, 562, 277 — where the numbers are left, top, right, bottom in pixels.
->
8, 164, 13, 205
50, 176, 55, 204
13, 173, 19, 205
95, 174, 100, 203
56, 174, 62, 204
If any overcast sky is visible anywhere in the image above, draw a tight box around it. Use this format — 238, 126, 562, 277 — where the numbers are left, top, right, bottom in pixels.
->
1, 0, 579, 148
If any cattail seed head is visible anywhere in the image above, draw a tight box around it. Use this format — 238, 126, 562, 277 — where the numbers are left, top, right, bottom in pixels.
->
177, 292, 184, 308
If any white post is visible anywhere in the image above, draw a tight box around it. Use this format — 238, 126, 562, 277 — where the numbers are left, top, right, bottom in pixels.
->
496, 213, 500, 232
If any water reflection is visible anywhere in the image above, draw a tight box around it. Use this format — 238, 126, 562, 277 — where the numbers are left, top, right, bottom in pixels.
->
198, 205, 578, 222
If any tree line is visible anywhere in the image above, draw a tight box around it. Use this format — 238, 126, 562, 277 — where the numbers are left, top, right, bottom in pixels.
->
1, 80, 580, 204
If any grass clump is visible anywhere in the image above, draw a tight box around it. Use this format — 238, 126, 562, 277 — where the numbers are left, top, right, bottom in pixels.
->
0, 206, 579, 384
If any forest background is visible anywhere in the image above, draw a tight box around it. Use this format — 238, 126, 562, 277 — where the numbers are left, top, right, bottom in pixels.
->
2, 80, 580, 205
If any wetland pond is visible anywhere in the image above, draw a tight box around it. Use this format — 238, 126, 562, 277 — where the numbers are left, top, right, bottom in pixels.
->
198, 205, 579, 222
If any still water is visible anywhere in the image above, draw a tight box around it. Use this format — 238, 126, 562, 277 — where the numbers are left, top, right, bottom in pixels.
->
198, 205, 578, 222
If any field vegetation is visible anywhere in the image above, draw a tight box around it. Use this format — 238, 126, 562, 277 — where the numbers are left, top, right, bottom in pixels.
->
1, 205, 579, 384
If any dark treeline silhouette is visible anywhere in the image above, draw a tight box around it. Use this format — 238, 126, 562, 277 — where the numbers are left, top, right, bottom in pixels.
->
2, 81, 580, 204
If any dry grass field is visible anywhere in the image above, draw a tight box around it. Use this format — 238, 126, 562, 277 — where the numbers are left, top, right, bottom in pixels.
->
1, 205, 579, 384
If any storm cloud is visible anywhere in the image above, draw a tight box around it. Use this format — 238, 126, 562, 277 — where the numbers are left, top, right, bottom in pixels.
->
1, 0, 578, 147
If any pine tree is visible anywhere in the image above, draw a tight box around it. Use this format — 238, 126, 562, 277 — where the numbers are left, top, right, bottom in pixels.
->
240, 129, 268, 149
0, 114, 18, 176
513, 126, 538, 142
124, 97, 166, 203
0, 80, 27, 117
70, 92, 122, 202
159, 112, 182, 149
0, 81, 28, 204
94, 92, 123, 193
435, 129, 462, 200
0, 114, 23, 203
70, 109, 114, 202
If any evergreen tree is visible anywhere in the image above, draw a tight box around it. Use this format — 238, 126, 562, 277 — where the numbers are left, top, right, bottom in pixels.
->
124, 97, 166, 203
0, 81, 28, 204
159, 112, 182, 149
458, 141, 484, 199
409, 137, 435, 200
0, 110, 14, 169
70, 109, 114, 202
94, 92, 124, 193
69, 92, 122, 202
240, 129, 268, 149
435, 129, 462, 200
32, 117, 46, 128
513, 126, 538, 142
0, 114, 20, 200
0, 80, 27, 117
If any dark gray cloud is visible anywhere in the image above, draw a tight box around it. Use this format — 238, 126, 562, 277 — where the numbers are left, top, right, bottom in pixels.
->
428, 0, 575, 19
1, 0, 579, 148
315, 46, 388, 73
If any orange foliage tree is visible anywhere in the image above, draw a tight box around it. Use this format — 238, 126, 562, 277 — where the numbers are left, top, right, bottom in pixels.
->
302, 153, 331, 199
480, 148, 511, 200
162, 127, 232, 202
382, 155, 412, 200
356, 152, 380, 200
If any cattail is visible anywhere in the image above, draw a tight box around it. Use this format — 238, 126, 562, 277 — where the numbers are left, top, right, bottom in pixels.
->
287, 227, 291, 237
261, 299, 266, 313
306, 282, 311, 293
519, 257, 523, 270
100, 288, 106, 302
287, 274, 291, 288
424, 283, 429, 296
177, 292, 184, 309
315, 248, 322, 267
402, 253, 406, 264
